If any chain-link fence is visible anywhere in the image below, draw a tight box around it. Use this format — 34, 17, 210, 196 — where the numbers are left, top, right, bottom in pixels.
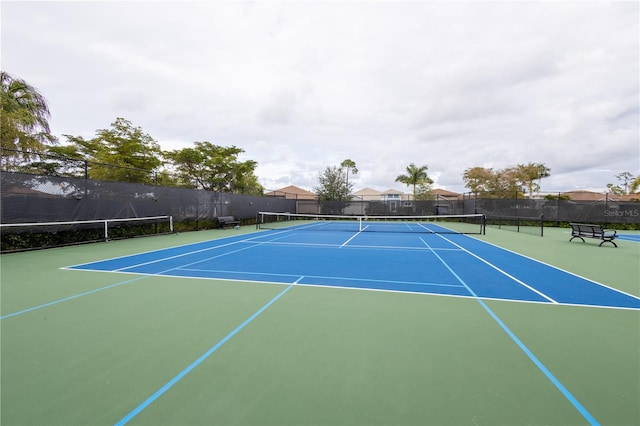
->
0, 170, 295, 251
1, 171, 295, 224
2, 146, 638, 251
3, 171, 638, 228
295, 198, 640, 226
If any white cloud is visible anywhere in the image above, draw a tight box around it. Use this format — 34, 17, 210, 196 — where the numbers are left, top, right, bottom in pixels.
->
2, 1, 638, 193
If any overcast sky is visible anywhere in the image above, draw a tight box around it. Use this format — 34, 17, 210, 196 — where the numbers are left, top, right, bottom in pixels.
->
2, 1, 638, 194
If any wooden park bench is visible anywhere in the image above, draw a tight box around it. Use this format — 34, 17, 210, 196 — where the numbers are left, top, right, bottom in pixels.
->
217, 216, 240, 229
569, 223, 617, 247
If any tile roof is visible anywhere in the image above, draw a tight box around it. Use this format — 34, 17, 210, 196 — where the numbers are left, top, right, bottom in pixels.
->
265, 185, 317, 199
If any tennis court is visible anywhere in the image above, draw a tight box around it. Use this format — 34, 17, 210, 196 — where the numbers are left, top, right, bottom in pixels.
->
1, 215, 639, 425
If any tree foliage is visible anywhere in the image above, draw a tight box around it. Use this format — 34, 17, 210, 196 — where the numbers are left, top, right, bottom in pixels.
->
515, 162, 551, 197
462, 166, 495, 195
17, 144, 85, 177
165, 141, 262, 194
0, 71, 57, 166
314, 165, 353, 201
462, 163, 551, 198
395, 163, 432, 199
62, 118, 162, 183
614, 172, 635, 194
340, 159, 358, 189
630, 176, 640, 194
415, 181, 436, 201
606, 183, 624, 195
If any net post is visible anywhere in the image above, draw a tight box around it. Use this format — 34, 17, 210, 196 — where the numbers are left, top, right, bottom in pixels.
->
482, 214, 486, 235
540, 214, 544, 237
104, 220, 108, 241
170, 216, 174, 233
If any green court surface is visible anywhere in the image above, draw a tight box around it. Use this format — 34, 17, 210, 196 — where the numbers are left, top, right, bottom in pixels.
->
1, 226, 639, 425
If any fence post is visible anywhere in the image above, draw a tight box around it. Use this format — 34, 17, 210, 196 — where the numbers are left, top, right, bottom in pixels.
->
84, 160, 88, 198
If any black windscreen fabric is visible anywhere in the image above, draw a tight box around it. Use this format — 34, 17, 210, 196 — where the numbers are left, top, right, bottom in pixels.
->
2, 171, 637, 227
1, 172, 295, 225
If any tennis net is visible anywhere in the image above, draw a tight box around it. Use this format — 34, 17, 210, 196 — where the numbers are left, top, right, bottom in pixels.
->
485, 215, 544, 237
256, 212, 486, 234
0, 216, 173, 252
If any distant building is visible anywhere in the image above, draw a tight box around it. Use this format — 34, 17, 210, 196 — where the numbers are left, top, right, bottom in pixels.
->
352, 187, 381, 201
263, 184, 640, 205
354, 187, 463, 201
379, 189, 410, 212
559, 190, 606, 201
265, 185, 317, 200
558, 190, 634, 202
433, 188, 462, 200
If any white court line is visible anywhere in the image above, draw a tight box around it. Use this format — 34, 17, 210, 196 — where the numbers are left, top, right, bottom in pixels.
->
60, 266, 640, 311
340, 230, 362, 247
420, 235, 558, 304
178, 267, 465, 289
251, 239, 463, 251
111, 230, 300, 273
106, 231, 294, 272
63, 230, 292, 270
468, 236, 640, 303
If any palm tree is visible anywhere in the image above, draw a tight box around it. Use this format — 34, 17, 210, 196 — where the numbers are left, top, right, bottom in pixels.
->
629, 176, 640, 194
1, 71, 56, 164
395, 163, 432, 200
340, 159, 358, 193
616, 172, 635, 195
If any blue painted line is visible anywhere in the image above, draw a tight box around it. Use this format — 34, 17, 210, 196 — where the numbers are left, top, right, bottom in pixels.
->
476, 298, 600, 425
618, 234, 640, 242
422, 238, 600, 425
0, 276, 147, 320
11, 240, 265, 322
114, 282, 296, 426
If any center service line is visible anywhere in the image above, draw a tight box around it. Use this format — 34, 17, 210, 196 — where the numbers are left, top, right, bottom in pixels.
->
420, 237, 599, 426
114, 280, 299, 426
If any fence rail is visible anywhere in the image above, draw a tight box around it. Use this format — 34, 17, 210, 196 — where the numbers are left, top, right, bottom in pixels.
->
294, 199, 639, 225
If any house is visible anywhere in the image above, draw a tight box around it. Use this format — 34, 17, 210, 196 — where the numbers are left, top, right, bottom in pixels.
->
381, 189, 412, 212
559, 190, 639, 202
559, 190, 604, 201
433, 188, 462, 200
560, 190, 616, 202
354, 187, 462, 202
265, 185, 317, 200
352, 187, 381, 201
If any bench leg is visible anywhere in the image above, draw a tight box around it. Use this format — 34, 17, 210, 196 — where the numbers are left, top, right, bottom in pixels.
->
599, 240, 617, 247
569, 236, 585, 243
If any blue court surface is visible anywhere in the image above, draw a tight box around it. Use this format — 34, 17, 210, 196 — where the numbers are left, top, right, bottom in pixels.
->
67, 227, 640, 311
